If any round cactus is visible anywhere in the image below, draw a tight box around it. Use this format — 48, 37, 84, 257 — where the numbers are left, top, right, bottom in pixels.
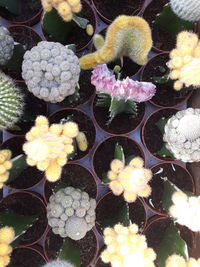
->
47, 187, 96, 240
0, 26, 14, 66
0, 72, 24, 130
43, 259, 75, 267
22, 41, 80, 103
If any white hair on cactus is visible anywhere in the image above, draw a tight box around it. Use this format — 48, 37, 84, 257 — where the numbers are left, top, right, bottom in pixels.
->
43, 259, 75, 267
176, 114, 200, 141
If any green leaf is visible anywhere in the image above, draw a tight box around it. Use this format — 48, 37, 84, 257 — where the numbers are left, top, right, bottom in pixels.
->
125, 155, 135, 165
0, 0, 21, 15
59, 237, 81, 267
102, 172, 110, 184
156, 224, 189, 267
3, 44, 26, 71
96, 93, 111, 109
156, 117, 169, 134
72, 14, 89, 29
151, 73, 170, 84
6, 155, 27, 184
156, 144, 175, 159
53, 182, 67, 193
114, 143, 125, 164
153, 4, 193, 40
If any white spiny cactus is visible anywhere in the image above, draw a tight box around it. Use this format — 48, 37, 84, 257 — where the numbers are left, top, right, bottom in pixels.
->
43, 260, 75, 267
0, 26, 14, 66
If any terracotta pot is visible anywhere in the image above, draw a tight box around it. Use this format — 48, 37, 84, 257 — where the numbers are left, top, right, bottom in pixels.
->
140, 53, 193, 108
141, 107, 179, 162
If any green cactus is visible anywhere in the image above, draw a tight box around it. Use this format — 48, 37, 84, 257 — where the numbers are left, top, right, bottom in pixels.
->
0, 72, 24, 130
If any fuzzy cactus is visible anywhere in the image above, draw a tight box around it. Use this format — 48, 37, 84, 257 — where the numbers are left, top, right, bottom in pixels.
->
43, 259, 75, 267
80, 15, 152, 70
101, 223, 156, 267
0, 72, 24, 130
22, 41, 80, 103
163, 108, 200, 162
108, 157, 152, 202
170, 0, 200, 22
47, 187, 96, 240
0, 226, 15, 267
166, 254, 200, 267
0, 150, 12, 189
23, 116, 80, 182
0, 26, 14, 66
41, 0, 82, 21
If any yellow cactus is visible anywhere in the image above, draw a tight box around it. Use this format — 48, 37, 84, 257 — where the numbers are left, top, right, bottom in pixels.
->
93, 34, 105, 50
108, 157, 152, 203
79, 15, 152, 70
86, 24, 94, 36
101, 223, 156, 267
168, 31, 200, 91
0, 227, 15, 267
23, 116, 80, 182
0, 150, 12, 189
75, 132, 88, 152
166, 254, 200, 267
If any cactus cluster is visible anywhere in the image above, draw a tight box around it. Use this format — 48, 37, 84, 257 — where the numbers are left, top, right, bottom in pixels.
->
43, 259, 74, 267
47, 187, 96, 240
22, 41, 80, 103
0, 72, 24, 130
163, 108, 200, 162
170, 0, 200, 22
108, 157, 152, 203
0, 226, 15, 267
0, 150, 12, 189
101, 223, 156, 267
80, 15, 152, 70
166, 254, 200, 267
167, 31, 200, 91
23, 116, 79, 182
0, 26, 14, 66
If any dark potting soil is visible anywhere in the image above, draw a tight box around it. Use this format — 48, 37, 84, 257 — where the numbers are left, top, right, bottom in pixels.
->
96, 257, 110, 267
49, 109, 96, 161
146, 163, 194, 213
143, 108, 177, 161
93, 0, 143, 21
141, 54, 192, 107
44, 163, 97, 203
9, 247, 46, 267
3, 26, 42, 81
93, 98, 145, 135
93, 136, 144, 180
45, 229, 97, 267
0, 0, 42, 24
0, 192, 47, 246
96, 193, 146, 235
1, 136, 25, 158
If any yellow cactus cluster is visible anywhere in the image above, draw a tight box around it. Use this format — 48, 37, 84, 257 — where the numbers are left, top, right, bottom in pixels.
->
101, 223, 156, 267
168, 31, 200, 91
80, 15, 152, 70
23, 116, 79, 182
107, 157, 152, 203
41, 0, 82, 21
0, 227, 15, 267
0, 150, 12, 189
166, 254, 200, 267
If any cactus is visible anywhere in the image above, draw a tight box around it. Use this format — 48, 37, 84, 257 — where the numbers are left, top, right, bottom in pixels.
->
43, 259, 75, 267
166, 254, 200, 267
80, 15, 152, 70
101, 223, 156, 266
0, 72, 24, 130
0, 26, 14, 66
0, 150, 12, 189
0, 226, 15, 267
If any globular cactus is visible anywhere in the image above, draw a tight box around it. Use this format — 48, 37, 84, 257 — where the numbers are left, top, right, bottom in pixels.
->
101, 224, 156, 267
0, 26, 14, 66
166, 254, 200, 267
170, 0, 200, 22
22, 41, 80, 103
163, 108, 200, 162
47, 186, 96, 240
0, 150, 12, 189
43, 259, 75, 267
0, 72, 24, 130
0, 226, 15, 267
80, 15, 152, 70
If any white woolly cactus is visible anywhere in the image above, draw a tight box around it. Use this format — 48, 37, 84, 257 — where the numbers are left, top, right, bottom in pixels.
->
170, 0, 200, 22
22, 41, 80, 103
43, 259, 75, 267
0, 26, 14, 66
47, 187, 96, 240
163, 108, 200, 162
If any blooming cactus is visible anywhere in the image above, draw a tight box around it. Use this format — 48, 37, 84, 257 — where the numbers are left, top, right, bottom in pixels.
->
166, 254, 200, 267
0, 226, 15, 267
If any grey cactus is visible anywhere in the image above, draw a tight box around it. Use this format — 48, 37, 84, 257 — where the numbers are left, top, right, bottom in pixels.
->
22, 41, 80, 103
43, 259, 75, 267
0, 72, 24, 130
47, 187, 96, 240
0, 26, 14, 66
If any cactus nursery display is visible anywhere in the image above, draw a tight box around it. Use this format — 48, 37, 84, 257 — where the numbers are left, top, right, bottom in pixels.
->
0, 0, 200, 266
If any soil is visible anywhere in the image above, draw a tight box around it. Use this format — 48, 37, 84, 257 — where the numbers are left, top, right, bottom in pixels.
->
49, 109, 96, 161
96, 257, 110, 267
3, 26, 42, 81
0, 0, 42, 24
9, 247, 46, 267
1, 136, 25, 158
43, 0, 96, 51
93, 136, 144, 180
146, 163, 195, 213
45, 229, 97, 267
96, 193, 146, 235
93, 0, 143, 22
142, 108, 177, 161
0, 192, 47, 246
44, 163, 97, 203
141, 54, 192, 107
93, 98, 145, 135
